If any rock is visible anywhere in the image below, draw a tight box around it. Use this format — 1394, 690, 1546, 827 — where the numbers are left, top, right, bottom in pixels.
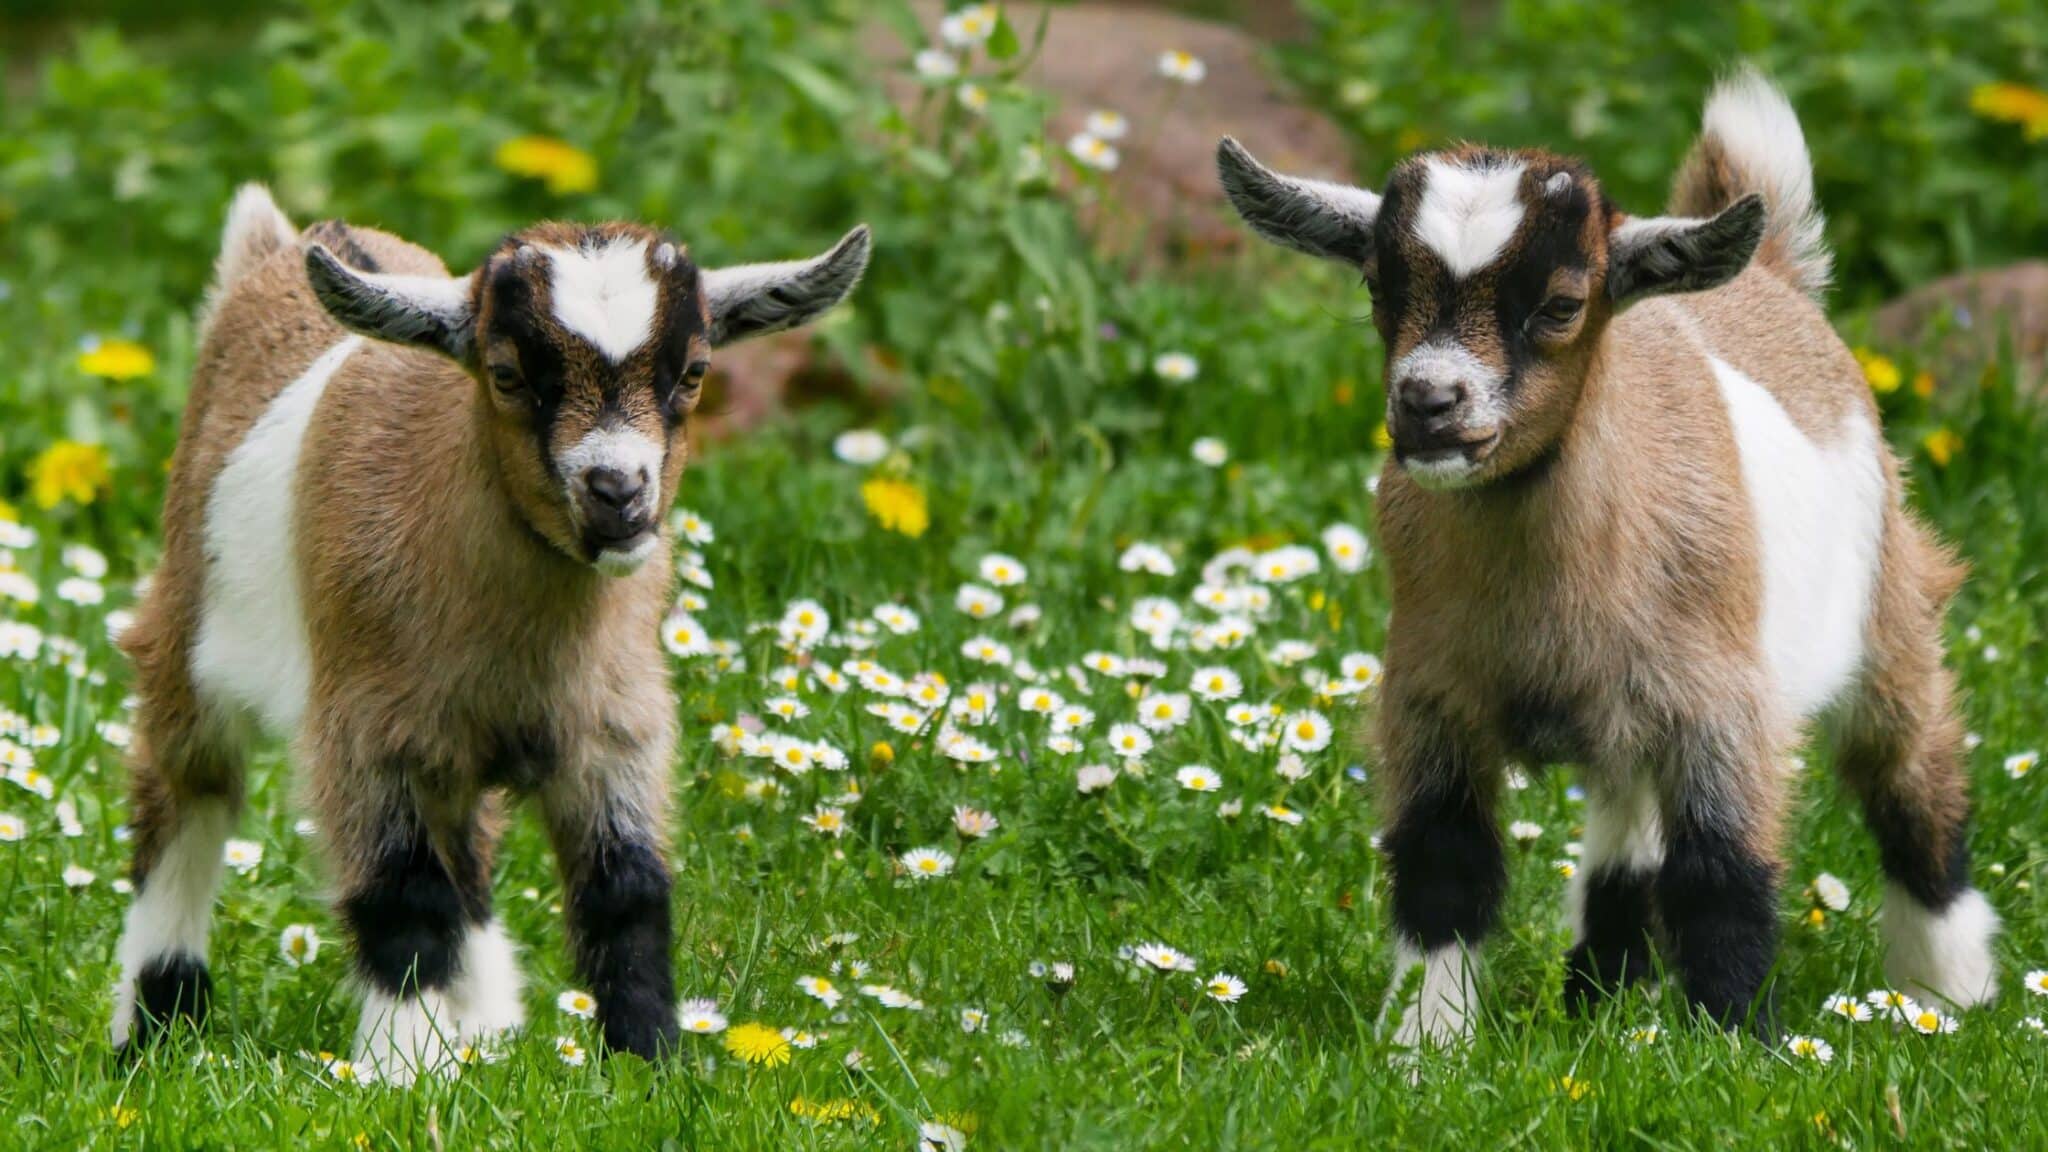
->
695, 333, 900, 442
1869, 262, 2048, 391
866, 1, 1356, 264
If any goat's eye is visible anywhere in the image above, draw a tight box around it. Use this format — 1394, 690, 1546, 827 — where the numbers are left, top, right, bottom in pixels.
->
1535, 296, 1584, 327
488, 363, 521, 391
682, 360, 710, 389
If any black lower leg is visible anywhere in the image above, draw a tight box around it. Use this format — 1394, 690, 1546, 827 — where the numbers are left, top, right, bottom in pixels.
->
1565, 867, 1658, 1012
1860, 786, 1972, 913
1383, 769, 1506, 954
1657, 813, 1779, 1033
568, 830, 679, 1061
343, 817, 484, 999
134, 955, 213, 1039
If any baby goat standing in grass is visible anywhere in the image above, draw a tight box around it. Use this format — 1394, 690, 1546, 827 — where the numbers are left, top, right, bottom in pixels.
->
1218, 70, 1997, 1043
110, 186, 868, 1080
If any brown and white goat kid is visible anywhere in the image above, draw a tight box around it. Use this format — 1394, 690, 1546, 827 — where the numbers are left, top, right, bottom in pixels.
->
110, 186, 868, 1079
1218, 70, 1997, 1042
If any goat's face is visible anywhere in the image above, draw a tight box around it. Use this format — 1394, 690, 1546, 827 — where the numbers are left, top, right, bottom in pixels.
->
1217, 140, 1765, 491
306, 221, 869, 574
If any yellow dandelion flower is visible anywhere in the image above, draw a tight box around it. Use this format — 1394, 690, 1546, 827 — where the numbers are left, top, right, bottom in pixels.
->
1922, 427, 1962, 468
495, 135, 599, 195
1854, 347, 1901, 394
77, 339, 156, 380
724, 1021, 792, 1067
1971, 82, 2048, 139
870, 740, 895, 765
790, 1096, 880, 1125
1371, 422, 1393, 450
861, 476, 929, 538
1395, 127, 1429, 153
1912, 370, 1935, 398
1556, 1074, 1593, 1102
29, 441, 112, 510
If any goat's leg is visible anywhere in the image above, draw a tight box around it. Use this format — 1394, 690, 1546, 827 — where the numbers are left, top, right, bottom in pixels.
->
1564, 774, 1663, 1012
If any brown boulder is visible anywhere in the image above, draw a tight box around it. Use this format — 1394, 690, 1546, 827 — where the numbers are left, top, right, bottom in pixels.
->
1870, 262, 2048, 391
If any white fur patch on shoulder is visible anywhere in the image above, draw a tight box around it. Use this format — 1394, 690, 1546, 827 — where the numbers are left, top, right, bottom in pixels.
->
1413, 158, 1528, 279
546, 240, 658, 363
1383, 939, 1477, 1048
1709, 357, 1884, 721
354, 988, 461, 1085
192, 336, 362, 734
109, 799, 235, 1045
451, 919, 527, 1039
1883, 885, 1999, 1009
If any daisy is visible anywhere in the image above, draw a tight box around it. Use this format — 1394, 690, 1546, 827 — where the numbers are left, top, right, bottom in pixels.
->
1132, 943, 1197, 973
874, 602, 921, 634
978, 553, 1028, 587
2023, 970, 2048, 997
2024, 1017, 2047, 1036
1117, 542, 1177, 576
55, 578, 103, 606
942, 734, 997, 764
1077, 764, 1117, 793
797, 976, 842, 1008
959, 636, 1011, 668
1812, 873, 1851, 912
1138, 692, 1192, 732
678, 998, 728, 1034
2006, 750, 2038, 779
61, 543, 108, 579
802, 806, 848, 838
1322, 523, 1371, 573
764, 696, 808, 722
1052, 704, 1096, 733
1157, 48, 1206, 83
1203, 972, 1247, 1003
1190, 666, 1243, 701
1338, 653, 1383, 690
222, 839, 264, 874
1131, 597, 1182, 638
1261, 804, 1304, 826
1282, 710, 1333, 753
1786, 1034, 1834, 1064
1823, 993, 1872, 1022
555, 1036, 587, 1066
955, 583, 1005, 619
1191, 437, 1229, 467
1066, 132, 1119, 172
901, 847, 955, 880
1018, 686, 1063, 714
958, 1007, 988, 1033
672, 509, 714, 545
1176, 764, 1221, 793
833, 429, 891, 465
1107, 723, 1153, 759
1508, 821, 1544, 843
1866, 988, 1920, 1023
1083, 109, 1128, 140
558, 989, 597, 1019
920, 1122, 969, 1152
1224, 703, 1262, 727
1910, 1007, 1959, 1035
780, 600, 831, 648
939, 2, 997, 47
1081, 651, 1125, 676
63, 864, 95, 889
1627, 1025, 1661, 1048
1270, 639, 1316, 666
913, 48, 959, 80
1275, 753, 1311, 782
280, 924, 321, 967
662, 614, 711, 659
1153, 352, 1199, 383
953, 806, 999, 838
1255, 545, 1321, 584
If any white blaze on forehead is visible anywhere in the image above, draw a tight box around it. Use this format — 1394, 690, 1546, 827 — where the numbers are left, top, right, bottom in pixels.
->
545, 239, 658, 363
1413, 158, 1528, 279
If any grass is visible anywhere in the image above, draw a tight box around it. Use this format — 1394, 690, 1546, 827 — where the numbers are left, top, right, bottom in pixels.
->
0, 2, 2045, 1148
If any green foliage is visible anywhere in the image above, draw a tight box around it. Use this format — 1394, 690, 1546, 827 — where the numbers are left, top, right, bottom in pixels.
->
1284, 0, 2048, 304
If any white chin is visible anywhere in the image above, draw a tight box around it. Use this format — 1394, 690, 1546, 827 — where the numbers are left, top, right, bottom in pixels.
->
1401, 455, 1483, 491
592, 535, 658, 577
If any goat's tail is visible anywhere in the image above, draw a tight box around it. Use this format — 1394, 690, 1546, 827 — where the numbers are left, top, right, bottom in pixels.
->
199, 184, 297, 341
1669, 67, 1832, 301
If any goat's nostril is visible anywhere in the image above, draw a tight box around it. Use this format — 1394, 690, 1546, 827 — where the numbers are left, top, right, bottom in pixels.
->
584, 467, 647, 511
1400, 379, 1466, 419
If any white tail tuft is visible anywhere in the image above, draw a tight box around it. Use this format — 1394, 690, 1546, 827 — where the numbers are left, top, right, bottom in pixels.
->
1689, 67, 1832, 300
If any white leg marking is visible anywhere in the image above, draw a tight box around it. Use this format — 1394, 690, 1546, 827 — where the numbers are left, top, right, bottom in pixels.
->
545, 239, 658, 363
1882, 884, 1999, 1009
111, 799, 235, 1045
1383, 938, 1477, 1048
1710, 357, 1886, 721
353, 988, 461, 1085
1412, 158, 1527, 278
1567, 775, 1665, 943
191, 336, 362, 734
451, 919, 527, 1039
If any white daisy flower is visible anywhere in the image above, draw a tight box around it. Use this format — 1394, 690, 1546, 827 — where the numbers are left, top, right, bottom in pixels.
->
1153, 352, 1199, 383
960, 635, 1012, 666
1131, 942, 1196, 973
873, 602, 921, 634
222, 839, 264, 874
1508, 820, 1544, 843
1117, 542, 1177, 576
1261, 804, 1304, 826
1281, 710, 1333, 753
2022, 969, 2048, 997
1157, 48, 1206, 83
1866, 988, 1920, 1023
677, 998, 728, 1034
1823, 993, 1872, 1022
1786, 1034, 1833, 1064
61, 543, 108, 579
1338, 653, 1383, 690
1190, 437, 1229, 468
557, 989, 597, 1019
62, 864, 95, 889
2006, 750, 2038, 779
764, 696, 809, 722
1203, 972, 1246, 1003
914, 48, 959, 79
1176, 764, 1221, 793
1066, 132, 1119, 172
1019, 686, 1064, 714
1137, 692, 1192, 732
1275, 753, 1311, 782
1321, 523, 1371, 573
1909, 1007, 1959, 1035
900, 847, 955, 880
1106, 723, 1153, 759
1131, 597, 1182, 638
555, 1036, 587, 1066
2, 811, 31, 841
1812, 873, 1851, 912
780, 599, 832, 648
938, 2, 997, 47
1077, 764, 1118, 793
833, 428, 891, 465
952, 806, 999, 838
1053, 704, 1096, 733
1083, 109, 1128, 140
979, 553, 1028, 587
802, 806, 847, 838
672, 509, 714, 545
955, 583, 1005, 619
1189, 665, 1243, 702
279, 924, 320, 967
55, 578, 103, 606
797, 975, 842, 1008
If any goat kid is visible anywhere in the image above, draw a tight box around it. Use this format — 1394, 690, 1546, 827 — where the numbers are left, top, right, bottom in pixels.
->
1218, 70, 1996, 1043
111, 186, 868, 1081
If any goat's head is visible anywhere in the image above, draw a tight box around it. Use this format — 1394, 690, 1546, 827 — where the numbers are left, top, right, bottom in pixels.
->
1217, 139, 1764, 491
305, 221, 869, 573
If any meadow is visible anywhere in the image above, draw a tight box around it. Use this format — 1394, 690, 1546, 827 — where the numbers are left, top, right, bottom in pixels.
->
0, 1, 2044, 1147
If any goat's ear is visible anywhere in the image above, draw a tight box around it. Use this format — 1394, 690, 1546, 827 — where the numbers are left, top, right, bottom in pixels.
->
1606, 194, 1766, 307
702, 225, 871, 347
304, 243, 478, 362
1215, 137, 1380, 269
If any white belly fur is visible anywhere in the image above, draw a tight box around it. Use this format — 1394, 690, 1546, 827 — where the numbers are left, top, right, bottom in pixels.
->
190, 336, 361, 734
1709, 356, 1885, 721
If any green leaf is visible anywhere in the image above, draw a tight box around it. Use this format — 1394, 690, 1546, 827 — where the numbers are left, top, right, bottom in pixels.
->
988, 13, 1022, 60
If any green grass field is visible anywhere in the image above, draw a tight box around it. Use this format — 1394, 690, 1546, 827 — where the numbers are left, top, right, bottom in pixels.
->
1, 2, 2045, 1148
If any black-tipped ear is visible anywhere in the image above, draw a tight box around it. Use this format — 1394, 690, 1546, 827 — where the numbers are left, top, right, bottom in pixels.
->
1215, 137, 1380, 268
304, 243, 477, 361
1606, 194, 1766, 306
702, 225, 871, 347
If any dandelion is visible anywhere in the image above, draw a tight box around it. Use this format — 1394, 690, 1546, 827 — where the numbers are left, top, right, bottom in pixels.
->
2006, 750, 2038, 779
77, 338, 157, 380
679, 999, 729, 1034
901, 846, 955, 879
557, 989, 597, 1019
1153, 352, 1199, 383
939, 3, 998, 47
1082, 109, 1129, 140
29, 441, 112, 510
63, 864, 95, 889
1157, 49, 1207, 84
953, 806, 999, 838
914, 48, 960, 80
1176, 764, 1221, 793
280, 924, 321, 967
495, 136, 598, 195
1823, 993, 1872, 1022
1195, 971, 1247, 1004
554, 1036, 587, 1066
1853, 347, 1901, 394
2023, 970, 2048, 997
1910, 1007, 1959, 1035
1066, 133, 1119, 173
1970, 82, 2048, 139
1922, 427, 1963, 468
1812, 873, 1851, 912
797, 975, 842, 1009
725, 1021, 793, 1067
861, 477, 929, 537
1132, 943, 1196, 973
1077, 764, 1117, 793
1282, 710, 1333, 753
222, 839, 264, 874
1106, 723, 1153, 759
1786, 1034, 1834, 1064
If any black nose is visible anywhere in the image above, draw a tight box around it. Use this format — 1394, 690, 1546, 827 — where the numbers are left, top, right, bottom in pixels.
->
584, 467, 646, 512
1398, 378, 1466, 420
